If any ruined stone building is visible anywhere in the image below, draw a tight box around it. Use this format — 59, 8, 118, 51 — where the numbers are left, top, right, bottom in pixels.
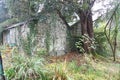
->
1, 14, 81, 56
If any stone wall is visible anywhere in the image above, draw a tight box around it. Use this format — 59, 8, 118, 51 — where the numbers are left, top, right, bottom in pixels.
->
36, 14, 67, 56
66, 21, 82, 52
2, 14, 81, 56
36, 14, 82, 56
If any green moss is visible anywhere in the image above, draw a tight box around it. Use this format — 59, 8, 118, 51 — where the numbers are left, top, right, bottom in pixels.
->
19, 19, 38, 55
0, 18, 18, 28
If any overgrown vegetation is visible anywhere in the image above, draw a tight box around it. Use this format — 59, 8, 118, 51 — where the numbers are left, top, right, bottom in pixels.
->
1, 45, 120, 80
2, 49, 120, 80
104, 4, 120, 61
0, 0, 120, 80
20, 19, 38, 56
75, 34, 96, 54
5, 55, 48, 80
94, 22, 108, 56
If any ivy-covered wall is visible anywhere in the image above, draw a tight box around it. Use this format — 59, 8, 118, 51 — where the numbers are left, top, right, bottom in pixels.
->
2, 13, 81, 56
37, 13, 67, 56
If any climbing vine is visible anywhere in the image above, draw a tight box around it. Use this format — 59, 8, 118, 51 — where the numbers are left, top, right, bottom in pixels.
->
19, 19, 38, 56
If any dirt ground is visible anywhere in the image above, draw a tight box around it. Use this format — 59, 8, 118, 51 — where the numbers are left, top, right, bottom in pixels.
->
47, 52, 87, 66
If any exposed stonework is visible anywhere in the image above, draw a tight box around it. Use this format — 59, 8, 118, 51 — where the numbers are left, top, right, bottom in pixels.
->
2, 14, 81, 56
36, 14, 67, 56
37, 23, 47, 49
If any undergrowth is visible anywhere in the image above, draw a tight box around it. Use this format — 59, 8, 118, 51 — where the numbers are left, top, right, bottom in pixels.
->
1, 46, 120, 80
3, 53, 120, 80
5, 54, 48, 80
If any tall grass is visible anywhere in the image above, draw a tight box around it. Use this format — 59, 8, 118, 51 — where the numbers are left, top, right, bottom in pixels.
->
5, 54, 48, 80
2, 45, 120, 80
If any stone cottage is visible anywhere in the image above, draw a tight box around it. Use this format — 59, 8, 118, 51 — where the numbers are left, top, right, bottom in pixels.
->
2, 15, 81, 56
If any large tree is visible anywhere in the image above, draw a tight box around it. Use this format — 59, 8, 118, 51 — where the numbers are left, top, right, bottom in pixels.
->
42, 0, 96, 53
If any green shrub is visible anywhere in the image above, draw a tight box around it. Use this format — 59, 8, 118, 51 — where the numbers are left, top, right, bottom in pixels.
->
75, 36, 85, 53
94, 26, 109, 56
75, 34, 96, 54
5, 55, 49, 80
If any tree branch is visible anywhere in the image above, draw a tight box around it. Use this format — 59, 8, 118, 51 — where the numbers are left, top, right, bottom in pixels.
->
104, 3, 120, 61
56, 9, 71, 30
90, 0, 97, 9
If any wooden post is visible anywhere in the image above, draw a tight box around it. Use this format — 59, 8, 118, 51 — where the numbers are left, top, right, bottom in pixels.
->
0, 52, 5, 80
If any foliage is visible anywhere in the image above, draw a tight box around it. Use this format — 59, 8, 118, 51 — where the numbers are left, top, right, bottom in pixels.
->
3, 49, 120, 80
4, 0, 116, 54
6, 0, 30, 21
68, 54, 120, 80
117, 32, 120, 52
104, 3, 120, 61
45, 54, 120, 80
94, 23, 109, 56
53, 62, 71, 80
20, 19, 38, 56
45, 61, 72, 80
36, 48, 47, 56
75, 36, 85, 53
5, 0, 97, 23
75, 34, 96, 53
5, 54, 48, 80
20, 35, 33, 55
